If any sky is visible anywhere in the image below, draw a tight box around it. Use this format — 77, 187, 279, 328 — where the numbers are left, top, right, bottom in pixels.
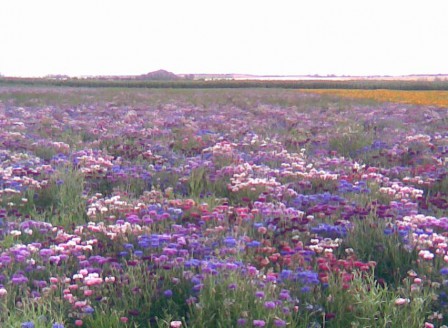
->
1, 0, 448, 77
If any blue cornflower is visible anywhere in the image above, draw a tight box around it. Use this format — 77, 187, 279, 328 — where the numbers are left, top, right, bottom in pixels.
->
280, 269, 293, 280
83, 306, 94, 314
224, 237, 237, 247
301, 286, 312, 293
247, 240, 261, 248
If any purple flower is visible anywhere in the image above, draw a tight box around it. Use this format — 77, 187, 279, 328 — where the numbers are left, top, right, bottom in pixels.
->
253, 320, 265, 327
237, 318, 247, 326
21, 322, 35, 328
266, 275, 277, 283
39, 248, 54, 257
301, 286, 312, 293
226, 262, 238, 270
383, 228, 393, 235
33, 280, 47, 288
52, 323, 64, 328
123, 243, 134, 250
279, 290, 290, 300
186, 296, 197, 305
295, 270, 319, 285
247, 240, 261, 248
193, 284, 204, 291
12, 274, 28, 285
440, 267, 448, 275
83, 306, 94, 314
224, 237, 237, 247
52, 324, 64, 328
0, 255, 11, 265
31, 291, 41, 299
164, 289, 173, 298
228, 283, 237, 290
280, 269, 293, 280
264, 301, 276, 309
247, 266, 258, 275
255, 291, 265, 298
274, 319, 286, 327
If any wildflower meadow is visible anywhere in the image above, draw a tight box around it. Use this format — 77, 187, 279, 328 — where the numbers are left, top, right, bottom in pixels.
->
0, 86, 447, 327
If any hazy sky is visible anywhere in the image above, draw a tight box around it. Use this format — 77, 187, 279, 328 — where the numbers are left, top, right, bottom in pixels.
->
1, 0, 447, 77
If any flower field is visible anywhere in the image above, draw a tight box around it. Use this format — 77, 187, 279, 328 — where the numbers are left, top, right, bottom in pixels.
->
0, 86, 448, 327
301, 89, 448, 108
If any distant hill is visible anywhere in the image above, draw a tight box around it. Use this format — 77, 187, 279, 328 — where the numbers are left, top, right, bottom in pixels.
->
136, 69, 180, 81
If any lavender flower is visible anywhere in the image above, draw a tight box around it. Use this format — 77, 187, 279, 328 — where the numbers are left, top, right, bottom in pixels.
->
255, 291, 265, 298
274, 319, 287, 327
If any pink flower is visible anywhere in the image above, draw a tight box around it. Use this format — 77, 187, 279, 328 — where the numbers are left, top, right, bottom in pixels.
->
395, 298, 410, 306
75, 319, 83, 326
105, 276, 116, 283
170, 321, 182, 328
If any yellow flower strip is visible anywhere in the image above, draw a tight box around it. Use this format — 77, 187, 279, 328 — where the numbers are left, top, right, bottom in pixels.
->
301, 89, 448, 108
